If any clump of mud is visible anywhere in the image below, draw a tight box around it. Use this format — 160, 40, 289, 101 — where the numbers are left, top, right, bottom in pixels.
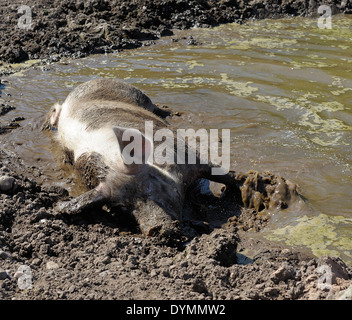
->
186, 169, 303, 235
238, 170, 300, 212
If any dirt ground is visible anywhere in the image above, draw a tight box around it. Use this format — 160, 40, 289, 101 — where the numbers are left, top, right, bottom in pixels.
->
1, 0, 352, 301
0, 0, 351, 64
0, 149, 351, 300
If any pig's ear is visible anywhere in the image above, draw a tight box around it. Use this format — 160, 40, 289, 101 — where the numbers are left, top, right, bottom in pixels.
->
113, 126, 152, 168
50, 103, 62, 126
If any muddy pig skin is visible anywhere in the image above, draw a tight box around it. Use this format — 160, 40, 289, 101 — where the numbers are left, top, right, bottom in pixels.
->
43, 79, 298, 238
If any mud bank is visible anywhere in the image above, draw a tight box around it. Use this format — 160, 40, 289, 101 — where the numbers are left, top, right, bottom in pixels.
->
0, 0, 351, 64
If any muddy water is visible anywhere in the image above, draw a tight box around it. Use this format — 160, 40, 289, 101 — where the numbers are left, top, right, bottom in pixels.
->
1, 16, 352, 262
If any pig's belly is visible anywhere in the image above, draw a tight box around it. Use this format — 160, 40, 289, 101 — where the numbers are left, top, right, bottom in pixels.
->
57, 117, 121, 167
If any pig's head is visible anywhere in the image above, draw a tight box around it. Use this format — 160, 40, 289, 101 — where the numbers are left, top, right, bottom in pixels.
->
102, 126, 185, 238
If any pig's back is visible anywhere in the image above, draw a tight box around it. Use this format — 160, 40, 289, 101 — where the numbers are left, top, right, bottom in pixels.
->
65, 79, 156, 113
72, 100, 167, 131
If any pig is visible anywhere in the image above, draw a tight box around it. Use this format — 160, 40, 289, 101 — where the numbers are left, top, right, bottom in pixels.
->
44, 79, 300, 238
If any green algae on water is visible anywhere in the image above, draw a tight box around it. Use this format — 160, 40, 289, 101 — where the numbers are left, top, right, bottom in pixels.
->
265, 214, 352, 260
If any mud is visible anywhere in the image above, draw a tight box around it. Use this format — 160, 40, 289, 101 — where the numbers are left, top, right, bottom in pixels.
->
0, 0, 352, 301
0, 0, 351, 65
1, 122, 352, 300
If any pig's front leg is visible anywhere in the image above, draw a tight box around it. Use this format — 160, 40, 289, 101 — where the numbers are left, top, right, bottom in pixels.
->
194, 163, 244, 190
56, 183, 110, 215
188, 163, 245, 205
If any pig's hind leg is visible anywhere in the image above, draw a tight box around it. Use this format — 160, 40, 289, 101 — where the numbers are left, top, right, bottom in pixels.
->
73, 152, 110, 189
56, 182, 111, 215
55, 152, 111, 215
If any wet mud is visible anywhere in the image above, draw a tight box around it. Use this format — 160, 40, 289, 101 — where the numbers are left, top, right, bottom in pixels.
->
1, 89, 351, 300
0, 0, 352, 301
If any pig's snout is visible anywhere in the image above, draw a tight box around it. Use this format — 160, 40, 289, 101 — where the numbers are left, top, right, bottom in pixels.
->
133, 199, 181, 239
